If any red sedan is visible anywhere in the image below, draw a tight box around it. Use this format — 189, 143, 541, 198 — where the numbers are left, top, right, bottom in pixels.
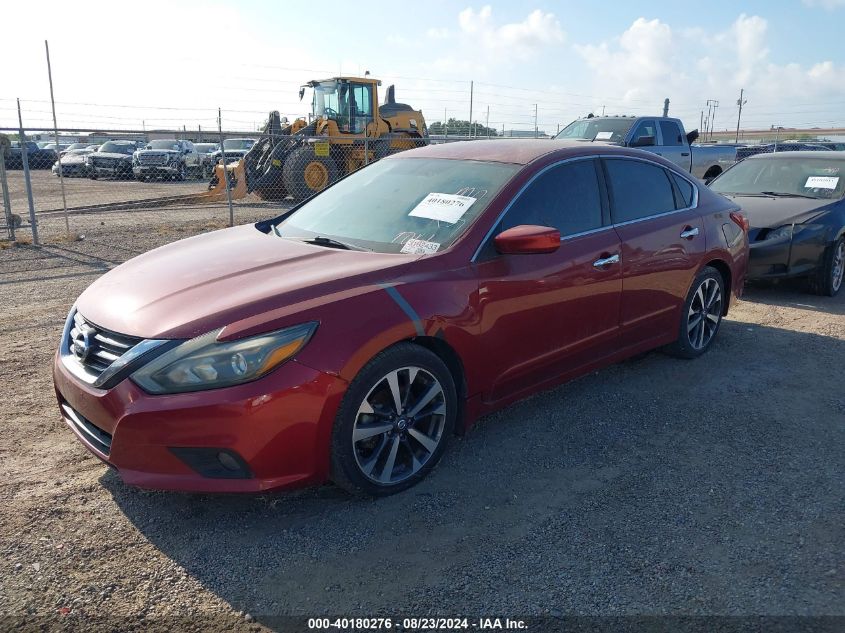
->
54, 141, 748, 496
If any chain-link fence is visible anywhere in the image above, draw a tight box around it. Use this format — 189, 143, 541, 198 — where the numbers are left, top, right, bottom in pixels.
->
0, 109, 522, 245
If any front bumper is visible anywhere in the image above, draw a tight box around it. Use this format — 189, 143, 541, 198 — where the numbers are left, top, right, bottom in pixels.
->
91, 164, 131, 177
133, 165, 180, 176
53, 353, 347, 493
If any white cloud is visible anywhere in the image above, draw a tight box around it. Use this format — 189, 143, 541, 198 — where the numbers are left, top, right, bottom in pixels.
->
426, 27, 451, 39
457, 6, 565, 59
573, 14, 845, 130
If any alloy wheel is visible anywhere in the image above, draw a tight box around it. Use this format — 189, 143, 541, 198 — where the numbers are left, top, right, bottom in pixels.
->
687, 277, 722, 350
832, 240, 844, 293
352, 366, 447, 485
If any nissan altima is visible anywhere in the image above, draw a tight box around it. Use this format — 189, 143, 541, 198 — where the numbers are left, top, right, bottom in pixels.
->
54, 140, 749, 496
709, 151, 845, 295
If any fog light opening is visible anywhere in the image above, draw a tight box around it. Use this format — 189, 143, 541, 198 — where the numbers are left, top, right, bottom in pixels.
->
217, 451, 241, 472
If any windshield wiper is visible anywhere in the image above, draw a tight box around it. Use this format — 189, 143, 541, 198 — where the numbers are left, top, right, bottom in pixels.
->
303, 236, 364, 250
759, 191, 820, 199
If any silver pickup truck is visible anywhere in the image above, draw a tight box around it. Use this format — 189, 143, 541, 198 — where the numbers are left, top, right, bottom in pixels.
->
555, 115, 740, 182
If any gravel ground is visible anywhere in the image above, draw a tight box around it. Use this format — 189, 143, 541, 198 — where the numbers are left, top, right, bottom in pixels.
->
0, 207, 843, 631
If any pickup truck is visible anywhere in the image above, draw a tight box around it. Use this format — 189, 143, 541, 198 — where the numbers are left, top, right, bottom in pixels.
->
133, 139, 201, 181
6, 141, 58, 169
555, 115, 739, 182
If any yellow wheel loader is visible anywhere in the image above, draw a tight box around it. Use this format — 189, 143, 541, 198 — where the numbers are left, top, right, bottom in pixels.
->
207, 76, 429, 201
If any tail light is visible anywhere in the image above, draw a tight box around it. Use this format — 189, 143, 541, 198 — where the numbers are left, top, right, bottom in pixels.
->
730, 211, 749, 233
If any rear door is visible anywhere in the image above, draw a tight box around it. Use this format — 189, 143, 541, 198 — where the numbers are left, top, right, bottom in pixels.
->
658, 120, 691, 171
603, 157, 705, 347
472, 158, 623, 402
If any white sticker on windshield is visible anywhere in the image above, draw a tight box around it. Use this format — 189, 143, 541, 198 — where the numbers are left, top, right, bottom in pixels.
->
409, 193, 476, 224
595, 131, 614, 140
805, 176, 839, 189
400, 238, 440, 255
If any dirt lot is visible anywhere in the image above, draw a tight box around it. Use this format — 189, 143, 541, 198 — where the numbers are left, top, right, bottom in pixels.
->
5, 168, 211, 215
0, 207, 843, 631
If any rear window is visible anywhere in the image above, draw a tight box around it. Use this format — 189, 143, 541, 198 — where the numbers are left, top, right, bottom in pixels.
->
605, 159, 677, 222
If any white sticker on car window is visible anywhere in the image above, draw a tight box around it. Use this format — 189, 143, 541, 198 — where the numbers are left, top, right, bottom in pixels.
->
805, 176, 839, 189
409, 193, 476, 224
400, 238, 440, 255
595, 131, 614, 140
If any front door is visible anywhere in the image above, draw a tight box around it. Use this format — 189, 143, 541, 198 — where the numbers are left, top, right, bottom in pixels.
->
472, 158, 623, 403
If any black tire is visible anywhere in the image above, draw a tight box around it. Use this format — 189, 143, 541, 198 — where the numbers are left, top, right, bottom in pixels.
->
137, 175, 147, 182
330, 343, 457, 497
282, 146, 339, 200
810, 236, 844, 297
666, 266, 725, 359
88, 172, 98, 180
174, 162, 186, 182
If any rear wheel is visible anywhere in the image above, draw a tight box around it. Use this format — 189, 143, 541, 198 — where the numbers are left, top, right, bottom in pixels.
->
174, 163, 186, 181
331, 343, 457, 496
811, 237, 844, 297
282, 146, 339, 200
666, 266, 724, 359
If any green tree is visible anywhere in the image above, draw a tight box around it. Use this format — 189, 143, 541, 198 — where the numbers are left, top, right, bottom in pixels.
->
428, 118, 498, 137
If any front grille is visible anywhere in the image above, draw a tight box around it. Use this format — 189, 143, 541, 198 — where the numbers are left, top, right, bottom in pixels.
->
61, 401, 112, 455
68, 311, 142, 380
92, 157, 117, 168
139, 153, 168, 166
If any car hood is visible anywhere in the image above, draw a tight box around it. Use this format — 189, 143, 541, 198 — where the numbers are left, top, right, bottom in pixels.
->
721, 194, 834, 229
76, 224, 417, 340
93, 152, 133, 160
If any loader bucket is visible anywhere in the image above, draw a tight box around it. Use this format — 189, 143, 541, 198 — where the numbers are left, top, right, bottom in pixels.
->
206, 160, 249, 201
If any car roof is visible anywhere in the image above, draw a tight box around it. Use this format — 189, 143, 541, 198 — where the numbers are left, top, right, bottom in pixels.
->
745, 150, 845, 160
391, 139, 639, 165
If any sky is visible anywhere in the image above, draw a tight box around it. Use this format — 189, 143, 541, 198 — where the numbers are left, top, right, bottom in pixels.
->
3, 0, 845, 136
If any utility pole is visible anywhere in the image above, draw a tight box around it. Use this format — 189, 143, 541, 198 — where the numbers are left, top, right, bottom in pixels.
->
533, 103, 538, 138
700, 110, 704, 135
468, 80, 473, 138
485, 105, 490, 138
601, 105, 606, 116
706, 99, 719, 141
444, 107, 447, 137
662, 98, 669, 117
735, 89, 747, 142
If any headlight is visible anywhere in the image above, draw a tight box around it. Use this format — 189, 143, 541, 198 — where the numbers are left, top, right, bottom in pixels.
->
131, 322, 317, 394
765, 224, 794, 241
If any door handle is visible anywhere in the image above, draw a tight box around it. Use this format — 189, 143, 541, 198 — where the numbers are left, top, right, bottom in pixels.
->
680, 226, 699, 239
681, 152, 690, 157
593, 254, 620, 268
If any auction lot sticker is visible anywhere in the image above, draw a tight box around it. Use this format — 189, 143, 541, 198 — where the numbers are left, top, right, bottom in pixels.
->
400, 238, 441, 255
805, 176, 839, 189
409, 193, 476, 224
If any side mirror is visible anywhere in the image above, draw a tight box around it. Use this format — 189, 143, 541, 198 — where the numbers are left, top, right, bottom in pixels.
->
494, 225, 560, 255
686, 129, 700, 144
630, 135, 655, 147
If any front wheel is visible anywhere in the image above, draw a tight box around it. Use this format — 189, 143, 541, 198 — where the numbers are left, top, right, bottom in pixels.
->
811, 237, 844, 297
666, 266, 725, 359
331, 343, 457, 496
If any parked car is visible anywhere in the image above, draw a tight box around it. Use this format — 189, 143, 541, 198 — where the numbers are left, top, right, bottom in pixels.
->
54, 140, 748, 496
52, 148, 95, 177
87, 141, 137, 179
555, 116, 740, 182
210, 138, 256, 166
6, 141, 57, 169
736, 142, 834, 160
710, 151, 845, 295
194, 142, 220, 177
133, 139, 200, 181
810, 141, 845, 151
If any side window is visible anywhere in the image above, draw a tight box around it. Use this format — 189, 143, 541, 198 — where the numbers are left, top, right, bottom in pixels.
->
630, 120, 656, 146
605, 159, 677, 223
500, 160, 603, 237
660, 121, 683, 146
670, 172, 695, 208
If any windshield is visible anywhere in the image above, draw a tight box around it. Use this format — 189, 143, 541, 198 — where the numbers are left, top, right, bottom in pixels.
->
311, 80, 372, 133
711, 157, 845, 200
195, 143, 218, 153
147, 139, 181, 150
275, 157, 519, 254
223, 139, 254, 150
99, 142, 135, 154
555, 118, 634, 142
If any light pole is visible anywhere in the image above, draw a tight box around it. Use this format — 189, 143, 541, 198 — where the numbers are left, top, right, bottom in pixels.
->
735, 89, 747, 143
